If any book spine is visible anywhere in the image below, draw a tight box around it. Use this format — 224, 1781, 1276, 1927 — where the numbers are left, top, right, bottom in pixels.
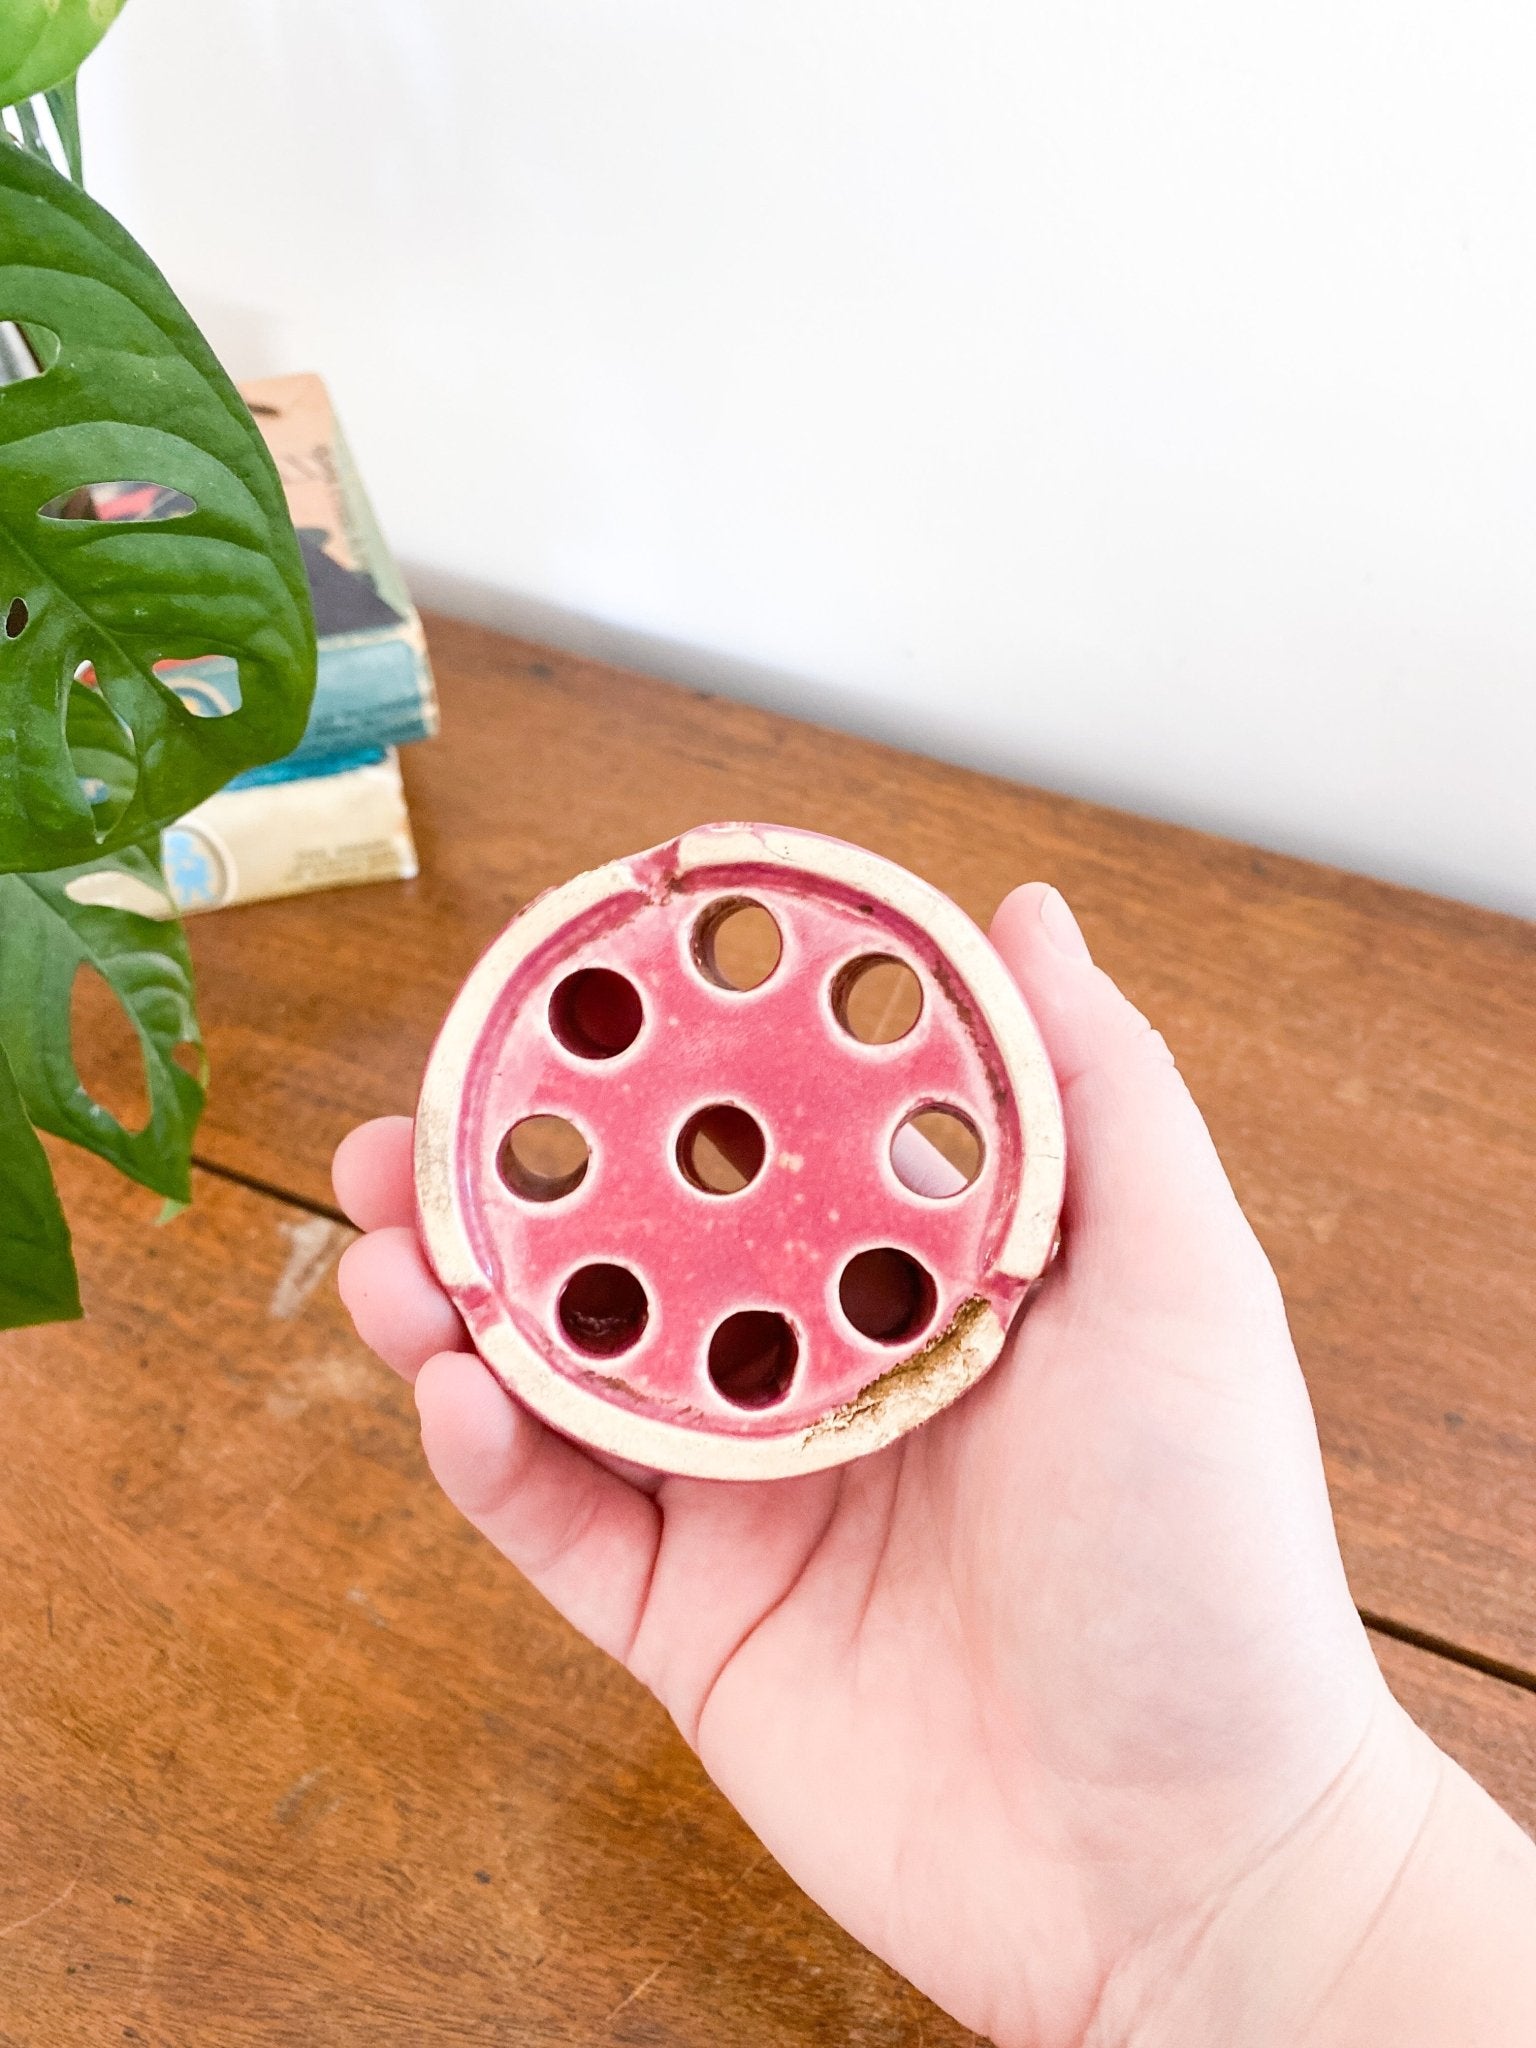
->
164, 626, 438, 766
223, 745, 389, 795
236, 369, 441, 762
290, 624, 439, 763
159, 750, 418, 914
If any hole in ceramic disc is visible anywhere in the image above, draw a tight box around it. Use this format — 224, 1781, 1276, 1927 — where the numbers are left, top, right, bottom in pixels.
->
676, 1103, 767, 1193
890, 1107, 983, 1196
548, 967, 643, 1058
838, 1247, 938, 1345
707, 1310, 799, 1407
691, 898, 782, 991
499, 1115, 590, 1201
831, 954, 923, 1044
557, 1263, 649, 1356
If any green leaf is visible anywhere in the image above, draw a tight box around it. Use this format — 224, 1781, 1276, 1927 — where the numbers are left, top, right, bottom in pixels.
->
0, 1034, 80, 1328
0, 842, 203, 1201
0, 138, 316, 876
0, 1, 129, 108
44, 79, 82, 184
12, 95, 49, 164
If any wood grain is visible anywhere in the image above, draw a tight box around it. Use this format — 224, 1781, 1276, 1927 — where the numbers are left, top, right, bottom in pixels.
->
2, 1150, 1529, 2045
0, 1152, 970, 2048
169, 616, 1536, 1677
1373, 1635, 1536, 1836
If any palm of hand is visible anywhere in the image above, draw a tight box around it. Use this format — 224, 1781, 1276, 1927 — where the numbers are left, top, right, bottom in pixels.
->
336, 883, 1390, 2047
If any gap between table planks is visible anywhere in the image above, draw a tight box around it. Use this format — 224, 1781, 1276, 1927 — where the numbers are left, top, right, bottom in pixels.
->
0, 1153, 1530, 2046
163, 614, 1536, 1684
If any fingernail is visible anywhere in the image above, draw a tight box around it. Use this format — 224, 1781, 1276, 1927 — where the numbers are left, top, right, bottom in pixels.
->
1039, 887, 1092, 962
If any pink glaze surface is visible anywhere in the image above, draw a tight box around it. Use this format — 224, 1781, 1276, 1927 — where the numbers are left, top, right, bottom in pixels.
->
437, 841, 1035, 1441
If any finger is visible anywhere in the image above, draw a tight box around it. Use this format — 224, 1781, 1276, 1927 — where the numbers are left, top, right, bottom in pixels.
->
337, 1224, 469, 1380
332, 1116, 415, 1231
990, 882, 1278, 1323
415, 1350, 661, 1664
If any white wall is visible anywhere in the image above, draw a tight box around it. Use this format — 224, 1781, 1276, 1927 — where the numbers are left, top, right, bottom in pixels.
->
84, 1, 1535, 915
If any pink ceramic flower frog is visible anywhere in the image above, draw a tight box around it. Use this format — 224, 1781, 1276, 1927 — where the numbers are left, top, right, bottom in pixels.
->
414, 823, 1064, 1479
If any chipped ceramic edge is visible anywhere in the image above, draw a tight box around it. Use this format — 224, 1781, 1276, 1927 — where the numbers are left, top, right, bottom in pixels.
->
415, 824, 1066, 1482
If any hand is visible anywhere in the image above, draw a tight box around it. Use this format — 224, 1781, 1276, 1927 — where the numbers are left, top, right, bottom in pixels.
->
334, 883, 1536, 2047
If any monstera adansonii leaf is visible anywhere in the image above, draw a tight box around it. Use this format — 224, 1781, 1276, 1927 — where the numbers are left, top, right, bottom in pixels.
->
0, 843, 203, 1203
0, 2, 130, 111
0, 134, 316, 875
0, 1031, 80, 1326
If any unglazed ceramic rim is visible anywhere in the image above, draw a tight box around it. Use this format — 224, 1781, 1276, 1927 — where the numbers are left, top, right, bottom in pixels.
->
414, 823, 1065, 1480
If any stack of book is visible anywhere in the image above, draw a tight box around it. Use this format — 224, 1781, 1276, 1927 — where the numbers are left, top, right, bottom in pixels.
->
94, 372, 437, 914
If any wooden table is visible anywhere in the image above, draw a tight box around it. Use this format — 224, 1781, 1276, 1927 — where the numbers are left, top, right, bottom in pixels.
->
3, 615, 1533, 2044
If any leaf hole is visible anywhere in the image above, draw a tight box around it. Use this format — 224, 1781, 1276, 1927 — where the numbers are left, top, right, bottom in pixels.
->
171, 1040, 207, 1085
832, 955, 923, 1044
154, 655, 243, 718
691, 898, 782, 991
5, 597, 28, 638
707, 1310, 799, 1408
890, 1107, 984, 1197
676, 1104, 766, 1194
548, 968, 643, 1059
557, 1264, 649, 1357
39, 482, 198, 523
71, 963, 151, 1135
838, 1248, 938, 1345
0, 320, 61, 382
498, 1115, 590, 1202
62, 865, 174, 921
68, 675, 139, 833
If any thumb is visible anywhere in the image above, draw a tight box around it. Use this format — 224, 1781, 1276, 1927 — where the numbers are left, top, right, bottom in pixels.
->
990, 883, 1280, 1329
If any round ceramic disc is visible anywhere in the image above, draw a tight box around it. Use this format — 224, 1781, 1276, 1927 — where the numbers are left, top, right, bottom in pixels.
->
414, 823, 1065, 1479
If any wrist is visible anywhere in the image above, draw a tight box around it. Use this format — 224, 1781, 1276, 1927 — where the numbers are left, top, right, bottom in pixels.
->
1091, 1695, 1536, 2048
1308, 1728, 1536, 2048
